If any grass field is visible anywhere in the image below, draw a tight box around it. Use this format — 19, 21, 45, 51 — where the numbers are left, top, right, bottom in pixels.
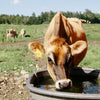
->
0, 24, 48, 43
0, 23, 100, 74
79, 24, 100, 69
0, 44, 36, 74
83, 24, 100, 41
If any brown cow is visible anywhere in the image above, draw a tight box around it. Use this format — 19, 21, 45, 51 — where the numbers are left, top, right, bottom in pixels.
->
6, 29, 18, 41
29, 12, 88, 89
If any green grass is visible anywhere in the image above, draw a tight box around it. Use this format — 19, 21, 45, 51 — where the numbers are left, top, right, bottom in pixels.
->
0, 24, 100, 43
0, 24, 48, 43
0, 24, 100, 74
83, 24, 100, 41
79, 45, 100, 69
0, 45, 36, 74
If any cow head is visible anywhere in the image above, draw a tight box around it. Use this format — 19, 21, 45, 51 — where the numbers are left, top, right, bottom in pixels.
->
29, 39, 87, 89
45, 38, 87, 89
46, 38, 72, 89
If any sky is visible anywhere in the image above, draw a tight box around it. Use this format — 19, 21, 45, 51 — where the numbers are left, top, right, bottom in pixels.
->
0, 0, 100, 16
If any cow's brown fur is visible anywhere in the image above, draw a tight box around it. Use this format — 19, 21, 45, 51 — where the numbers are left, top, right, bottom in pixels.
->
6, 29, 18, 41
29, 12, 88, 89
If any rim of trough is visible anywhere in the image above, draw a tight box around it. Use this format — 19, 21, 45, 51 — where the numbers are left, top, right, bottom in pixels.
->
26, 67, 100, 100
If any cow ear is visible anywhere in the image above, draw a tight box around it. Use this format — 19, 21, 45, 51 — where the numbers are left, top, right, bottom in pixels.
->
28, 42, 45, 58
70, 40, 87, 56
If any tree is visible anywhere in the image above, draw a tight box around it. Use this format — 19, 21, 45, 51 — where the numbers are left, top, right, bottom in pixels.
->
0, 9, 100, 24
48, 11, 55, 22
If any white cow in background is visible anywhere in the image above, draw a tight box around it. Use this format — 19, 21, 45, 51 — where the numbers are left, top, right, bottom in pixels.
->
19, 29, 26, 38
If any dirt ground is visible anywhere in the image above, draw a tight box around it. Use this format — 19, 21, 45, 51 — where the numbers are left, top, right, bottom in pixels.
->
0, 38, 47, 100
0, 39, 100, 100
0, 71, 30, 100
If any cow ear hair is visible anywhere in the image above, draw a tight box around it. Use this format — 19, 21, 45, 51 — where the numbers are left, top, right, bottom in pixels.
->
70, 40, 87, 56
28, 42, 45, 58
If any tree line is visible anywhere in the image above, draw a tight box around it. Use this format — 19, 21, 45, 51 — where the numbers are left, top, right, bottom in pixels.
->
0, 9, 100, 25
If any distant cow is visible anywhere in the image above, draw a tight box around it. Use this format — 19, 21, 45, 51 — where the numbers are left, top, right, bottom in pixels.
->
6, 29, 18, 41
80, 19, 91, 24
29, 12, 88, 89
19, 29, 26, 38
80, 19, 87, 23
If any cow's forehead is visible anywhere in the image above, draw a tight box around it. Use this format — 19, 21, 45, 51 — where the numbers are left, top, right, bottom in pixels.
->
46, 43, 71, 58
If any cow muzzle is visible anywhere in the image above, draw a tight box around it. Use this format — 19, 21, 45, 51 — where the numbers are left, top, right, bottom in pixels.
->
55, 79, 72, 90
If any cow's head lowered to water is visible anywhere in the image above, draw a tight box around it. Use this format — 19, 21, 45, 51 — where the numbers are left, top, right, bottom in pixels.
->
29, 12, 88, 89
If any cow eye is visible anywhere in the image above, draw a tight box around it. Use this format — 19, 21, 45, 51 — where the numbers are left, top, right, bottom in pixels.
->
48, 57, 53, 64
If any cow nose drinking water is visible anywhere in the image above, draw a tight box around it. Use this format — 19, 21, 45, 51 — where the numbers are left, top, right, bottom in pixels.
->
56, 79, 72, 89
29, 12, 88, 89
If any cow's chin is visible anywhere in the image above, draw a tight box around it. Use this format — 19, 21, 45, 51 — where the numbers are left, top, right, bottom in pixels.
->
55, 79, 72, 90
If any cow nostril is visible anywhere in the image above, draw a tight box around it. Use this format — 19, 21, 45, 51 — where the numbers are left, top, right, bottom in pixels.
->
59, 82, 61, 86
68, 81, 72, 87
58, 82, 63, 89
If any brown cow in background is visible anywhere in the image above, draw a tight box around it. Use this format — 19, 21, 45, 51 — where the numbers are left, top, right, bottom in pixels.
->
6, 29, 18, 41
29, 12, 88, 89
